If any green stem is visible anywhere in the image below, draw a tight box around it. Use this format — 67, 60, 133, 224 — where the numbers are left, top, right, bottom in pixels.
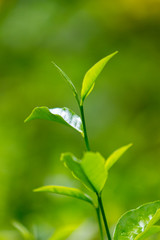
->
79, 103, 104, 239
79, 102, 111, 240
79, 104, 90, 151
96, 207, 104, 240
97, 195, 112, 240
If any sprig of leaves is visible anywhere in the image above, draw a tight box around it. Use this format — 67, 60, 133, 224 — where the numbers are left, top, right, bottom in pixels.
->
24, 53, 160, 240
61, 144, 132, 195
35, 144, 132, 205
25, 52, 118, 138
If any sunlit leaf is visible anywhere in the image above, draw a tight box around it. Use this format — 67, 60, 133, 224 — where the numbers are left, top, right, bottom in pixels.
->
81, 152, 108, 194
52, 62, 79, 103
105, 143, 132, 171
61, 153, 95, 192
137, 226, 160, 240
49, 225, 77, 240
25, 107, 84, 135
12, 221, 34, 240
113, 201, 160, 240
81, 51, 118, 103
34, 185, 93, 204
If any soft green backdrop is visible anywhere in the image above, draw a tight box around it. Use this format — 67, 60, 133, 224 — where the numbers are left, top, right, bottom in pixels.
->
0, 0, 160, 239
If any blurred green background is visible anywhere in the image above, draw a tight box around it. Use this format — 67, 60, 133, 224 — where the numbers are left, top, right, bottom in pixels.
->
0, 0, 160, 239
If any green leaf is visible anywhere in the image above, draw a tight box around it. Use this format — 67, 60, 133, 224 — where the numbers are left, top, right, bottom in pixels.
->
34, 185, 93, 204
137, 226, 160, 240
81, 152, 108, 194
61, 153, 95, 192
52, 62, 79, 103
81, 51, 118, 103
25, 107, 84, 135
49, 225, 77, 240
105, 143, 132, 171
12, 221, 34, 240
113, 201, 160, 240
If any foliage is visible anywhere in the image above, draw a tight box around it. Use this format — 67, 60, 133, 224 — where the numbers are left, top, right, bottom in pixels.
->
113, 201, 160, 240
23, 54, 160, 239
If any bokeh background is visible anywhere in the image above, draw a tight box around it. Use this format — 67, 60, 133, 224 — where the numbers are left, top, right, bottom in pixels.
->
0, 0, 160, 239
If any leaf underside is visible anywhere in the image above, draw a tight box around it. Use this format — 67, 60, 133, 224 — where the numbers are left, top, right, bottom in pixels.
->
113, 201, 160, 240
25, 106, 84, 135
81, 51, 118, 103
34, 185, 93, 204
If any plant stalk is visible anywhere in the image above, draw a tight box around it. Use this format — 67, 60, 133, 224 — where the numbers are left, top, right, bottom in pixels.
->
79, 103, 104, 239
79, 102, 111, 240
79, 104, 90, 151
98, 195, 112, 240
96, 207, 104, 240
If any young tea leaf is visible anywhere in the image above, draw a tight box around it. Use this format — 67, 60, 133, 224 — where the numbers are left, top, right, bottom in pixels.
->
136, 226, 160, 240
113, 201, 160, 240
25, 107, 84, 135
34, 185, 93, 204
12, 220, 34, 240
105, 143, 132, 171
81, 51, 118, 103
81, 152, 108, 194
61, 153, 95, 192
52, 62, 79, 103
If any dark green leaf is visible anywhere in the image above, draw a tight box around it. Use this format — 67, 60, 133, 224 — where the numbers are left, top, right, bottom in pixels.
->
61, 153, 95, 192
81, 51, 118, 103
34, 185, 93, 204
25, 107, 84, 135
113, 201, 160, 240
105, 143, 132, 171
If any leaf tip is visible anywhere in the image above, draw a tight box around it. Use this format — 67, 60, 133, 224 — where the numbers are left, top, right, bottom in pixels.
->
108, 50, 119, 59
51, 61, 57, 67
60, 152, 68, 162
24, 115, 30, 123
127, 143, 133, 149
114, 50, 119, 55
33, 187, 42, 193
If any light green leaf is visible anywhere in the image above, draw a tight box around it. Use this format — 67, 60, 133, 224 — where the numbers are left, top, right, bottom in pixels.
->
105, 143, 132, 171
61, 153, 95, 192
12, 221, 34, 240
52, 62, 79, 103
49, 225, 77, 240
34, 185, 93, 204
137, 226, 160, 240
81, 152, 108, 193
25, 107, 84, 135
113, 201, 160, 240
81, 51, 118, 103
